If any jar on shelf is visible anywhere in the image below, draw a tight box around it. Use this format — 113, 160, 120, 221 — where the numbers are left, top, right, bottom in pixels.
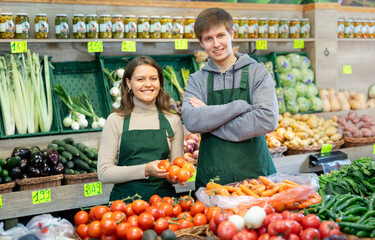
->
232, 17, 239, 39
150, 16, 161, 39
86, 14, 98, 39
35, 13, 49, 39
55, 14, 69, 39
353, 19, 362, 38
112, 15, 124, 39
337, 18, 344, 38
278, 18, 289, 38
369, 20, 375, 39
248, 18, 258, 38
99, 14, 112, 39
15, 13, 30, 39
184, 16, 196, 39
362, 19, 369, 38
172, 16, 183, 39
258, 18, 268, 38
0, 13, 15, 39
138, 15, 150, 39
125, 15, 137, 39
300, 18, 310, 38
289, 18, 300, 38
73, 14, 86, 39
344, 19, 354, 38
238, 17, 248, 38
268, 18, 278, 39
161, 16, 172, 39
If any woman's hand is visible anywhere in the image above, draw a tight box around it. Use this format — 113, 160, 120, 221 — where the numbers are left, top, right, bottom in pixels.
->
145, 160, 169, 178
189, 97, 206, 108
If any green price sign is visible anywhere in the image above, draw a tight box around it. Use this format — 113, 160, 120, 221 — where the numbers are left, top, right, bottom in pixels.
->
175, 39, 188, 50
32, 189, 51, 205
122, 41, 136, 52
293, 39, 304, 49
343, 65, 352, 74
321, 144, 333, 154
0, 195, 2, 208
187, 171, 196, 182
88, 41, 103, 53
10, 41, 27, 53
256, 40, 267, 50
84, 182, 102, 197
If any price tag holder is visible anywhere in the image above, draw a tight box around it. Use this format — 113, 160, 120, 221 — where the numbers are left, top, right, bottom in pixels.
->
321, 144, 333, 154
0, 195, 2, 208
187, 171, 196, 182
175, 39, 188, 50
84, 182, 102, 197
122, 41, 136, 52
88, 41, 103, 53
10, 41, 27, 53
32, 189, 51, 205
256, 40, 267, 50
293, 39, 304, 49
343, 65, 352, 74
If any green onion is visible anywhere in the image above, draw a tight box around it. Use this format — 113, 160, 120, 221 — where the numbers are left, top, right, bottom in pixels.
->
163, 65, 185, 100
181, 67, 190, 88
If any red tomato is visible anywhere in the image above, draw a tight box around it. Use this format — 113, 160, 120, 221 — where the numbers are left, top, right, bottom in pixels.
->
111, 211, 127, 223
173, 157, 186, 168
207, 206, 222, 221
153, 217, 169, 235
282, 211, 304, 224
172, 203, 182, 217
177, 168, 191, 182
110, 200, 126, 212
138, 212, 155, 231
177, 212, 193, 221
301, 215, 321, 229
258, 225, 268, 235
214, 211, 234, 226
127, 215, 139, 227
193, 213, 208, 226
288, 234, 301, 240
149, 194, 161, 206
100, 234, 117, 240
190, 201, 206, 216
268, 220, 292, 238
74, 210, 89, 225
145, 206, 165, 220
284, 219, 302, 235
179, 195, 194, 211
182, 162, 195, 175
160, 202, 174, 217
259, 233, 271, 240
209, 217, 218, 234
76, 224, 89, 239
132, 199, 150, 215
161, 196, 174, 205
87, 220, 101, 238
126, 226, 143, 240
265, 205, 276, 215
300, 228, 321, 240
318, 221, 340, 238
168, 165, 180, 179
100, 218, 117, 235
169, 222, 179, 232
101, 212, 113, 220
125, 203, 134, 217
158, 160, 172, 171
217, 221, 238, 240
89, 206, 98, 221
94, 206, 110, 221
270, 237, 286, 240
116, 222, 132, 240
264, 213, 283, 228
232, 229, 258, 240
177, 218, 194, 230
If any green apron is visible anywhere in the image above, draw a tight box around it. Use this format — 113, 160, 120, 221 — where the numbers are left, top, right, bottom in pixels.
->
109, 109, 176, 201
195, 66, 277, 189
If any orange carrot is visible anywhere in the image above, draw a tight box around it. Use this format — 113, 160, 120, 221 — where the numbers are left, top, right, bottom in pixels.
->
235, 189, 246, 196
260, 186, 279, 197
239, 184, 260, 198
250, 179, 260, 185
206, 182, 223, 190
217, 188, 231, 196
283, 179, 300, 187
223, 185, 237, 193
254, 185, 266, 196
259, 176, 275, 186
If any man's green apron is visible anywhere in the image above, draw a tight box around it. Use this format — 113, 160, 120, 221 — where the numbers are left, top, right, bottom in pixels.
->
195, 66, 277, 189
110, 109, 176, 201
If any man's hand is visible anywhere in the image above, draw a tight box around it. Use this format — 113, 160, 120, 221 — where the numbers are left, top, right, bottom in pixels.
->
189, 97, 206, 108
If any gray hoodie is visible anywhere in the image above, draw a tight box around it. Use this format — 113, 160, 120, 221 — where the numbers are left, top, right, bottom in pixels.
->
181, 52, 278, 142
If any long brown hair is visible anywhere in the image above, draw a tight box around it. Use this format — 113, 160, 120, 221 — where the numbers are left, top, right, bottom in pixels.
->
115, 56, 171, 117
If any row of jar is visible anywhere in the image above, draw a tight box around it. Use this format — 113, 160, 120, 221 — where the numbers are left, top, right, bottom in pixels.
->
337, 18, 375, 38
233, 17, 310, 39
0, 13, 196, 39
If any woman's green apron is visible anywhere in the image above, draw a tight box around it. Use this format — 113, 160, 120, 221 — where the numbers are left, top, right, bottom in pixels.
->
195, 66, 277, 189
110, 109, 176, 201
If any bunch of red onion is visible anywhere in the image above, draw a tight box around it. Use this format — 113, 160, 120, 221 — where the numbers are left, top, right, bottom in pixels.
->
183, 133, 200, 163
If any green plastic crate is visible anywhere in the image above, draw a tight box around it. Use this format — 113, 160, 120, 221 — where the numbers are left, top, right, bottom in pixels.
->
250, 53, 280, 88
99, 55, 198, 103
0, 57, 61, 139
52, 59, 111, 134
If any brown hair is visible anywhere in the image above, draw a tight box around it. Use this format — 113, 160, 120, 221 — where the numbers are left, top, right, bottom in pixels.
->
194, 8, 233, 42
115, 56, 171, 117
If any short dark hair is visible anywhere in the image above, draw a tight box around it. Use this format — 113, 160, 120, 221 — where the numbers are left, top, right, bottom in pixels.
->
194, 8, 233, 42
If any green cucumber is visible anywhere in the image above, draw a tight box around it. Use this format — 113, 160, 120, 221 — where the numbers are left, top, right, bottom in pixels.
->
47, 144, 58, 151
91, 161, 97, 168
61, 151, 73, 161
90, 148, 98, 159
1, 169, 9, 178
3, 176, 12, 183
64, 144, 80, 157
63, 137, 75, 145
64, 168, 74, 175
57, 147, 65, 153
6, 156, 21, 168
76, 169, 87, 174
74, 159, 91, 171
0, 158, 6, 167
59, 156, 67, 165
89, 168, 97, 173
52, 139, 67, 147
87, 151, 95, 159
74, 170, 81, 175
77, 150, 88, 161
66, 161, 75, 169
76, 143, 89, 154
86, 159, 93, 166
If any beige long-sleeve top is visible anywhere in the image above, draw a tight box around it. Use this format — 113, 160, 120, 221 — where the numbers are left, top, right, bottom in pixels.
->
98, 97, 184, 184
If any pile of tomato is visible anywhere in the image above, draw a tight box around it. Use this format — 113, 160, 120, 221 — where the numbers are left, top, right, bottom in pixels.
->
158, 157, 195, 182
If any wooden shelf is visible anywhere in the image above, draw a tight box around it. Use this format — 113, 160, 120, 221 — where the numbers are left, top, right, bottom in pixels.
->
337, 38, 375, 42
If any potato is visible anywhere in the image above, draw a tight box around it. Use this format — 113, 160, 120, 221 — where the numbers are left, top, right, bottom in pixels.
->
313, 129, 320, 134
293, 113, 302, 121
299, 140, 309, 147
323, 121, 333, 129
361, 128, 373, 137
276, 128, 286, 136
287, 127, 293, 131
307, 117, 318, 129
291, 123, 307, 132
318, 118, 325, 126
284, 141, 290, 146
330, 133, 342, 141
292, 136, 302, 143
312, 142, 318, 146
280, 118, 291, 128
327, 140, 334, 144
322, 136, 330, 142
301, 114, 309, 121
278, 114, 283, 123
317, 139, 325, 145
314, 134, 321, 141
284, 131, 295, 141
296, 132, 309, 139
283, 112, 292, 118
290, 139, 299, 146
309, 130, 314, 137
325, 127, 338, 137
331, 116, 338, 122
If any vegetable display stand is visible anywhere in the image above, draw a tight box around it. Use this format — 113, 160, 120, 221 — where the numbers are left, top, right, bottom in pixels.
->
343, 136, 375, 148
63, 173, 98, 185
0, 182, 16, 194
205, 225, 220, 240
15, 174, 63, 191
269, 145, 288, 158
286, 139, 344, 155
52, 59, 111, 134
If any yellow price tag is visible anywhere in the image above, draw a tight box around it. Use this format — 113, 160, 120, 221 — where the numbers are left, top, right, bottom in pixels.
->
256, 40, 267, 50
88, 41, 103, 53
343, 65, 352, 74
293, 39, 304, 49
321, 144, 333, 154
122, 41, 136, 52
0, 195, 2, 208
175, 39, 188, 50
84, 182, 102, 197
187, 171, 196, 182
10, 41, 27, 53
32, 189, 51, 205
373, 144, 375, 155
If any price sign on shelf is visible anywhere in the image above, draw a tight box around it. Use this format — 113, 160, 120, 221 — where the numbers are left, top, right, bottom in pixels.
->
373, 144, 375, 155
321, 144, 333, 154
175, 39, 188, 50
122, 41, 136, 52
343, 65, 352, 74
88, 41, 103, 53
293, 39, 304, 49
84, 182, 102, 197
32, 189, 51, 205
0, 195, 2, 208
10, 41, 27, 53
256, 40, 267, 50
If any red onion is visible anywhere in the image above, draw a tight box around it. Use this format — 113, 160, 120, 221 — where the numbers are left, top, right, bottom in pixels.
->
193, 150, 199, 159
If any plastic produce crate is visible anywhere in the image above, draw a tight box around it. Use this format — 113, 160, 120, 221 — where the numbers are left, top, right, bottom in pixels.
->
0, 57, 61, 139
52, 59, 111, 134
99, 54, 198, 102
250, 53, 280, 88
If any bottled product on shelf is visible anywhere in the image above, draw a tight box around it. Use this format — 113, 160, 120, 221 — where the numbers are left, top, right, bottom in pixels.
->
55, 14, 69, 39
15, 13, 29, 39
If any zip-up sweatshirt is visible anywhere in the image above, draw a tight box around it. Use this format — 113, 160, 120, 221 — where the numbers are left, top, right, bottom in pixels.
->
181, 52, 278, 142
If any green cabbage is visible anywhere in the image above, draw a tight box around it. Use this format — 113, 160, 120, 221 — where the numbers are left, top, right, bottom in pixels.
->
291, 68, 302, 82
283, 87, 297, 101
301, 68, 314, 85
286, 100, 299, 114
306, 84, 319, 98
280, 72, 296, 87
294, 82, 308, 98
276, 55, 292, 73
286, 53, 301, 67
297, 97, 310, 112
299, 56, 311, 69
275, 87, 286, 114
309, 96, 323, 111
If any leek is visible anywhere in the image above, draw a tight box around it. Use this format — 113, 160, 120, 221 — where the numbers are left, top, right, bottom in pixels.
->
163, 65, 185, 100
0, 56, 15, 135
181, 67, 190, 88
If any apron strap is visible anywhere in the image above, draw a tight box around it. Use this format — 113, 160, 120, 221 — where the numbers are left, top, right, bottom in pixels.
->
123, 115, 131, 131
207, 71, 216, 105
240, 66, 249, 90
158, 109, 174, 138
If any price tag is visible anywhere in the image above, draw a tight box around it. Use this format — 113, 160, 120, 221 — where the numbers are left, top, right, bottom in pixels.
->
373, 144, 375, 155
84, 182, 102, 197
321, 144, 333, 154
88, 41, 103, 53
293, 39, 304, 49
187, 171, 196, 182
256, 40, 267, 50
122, 41, 136, 52
10, 41, 27, 53
343, 65, 352, 74
32, 189, 51, 205
0, 195, 2, 208
175, 39, 188, 50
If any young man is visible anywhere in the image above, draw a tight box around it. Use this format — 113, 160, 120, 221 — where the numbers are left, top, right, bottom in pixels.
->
181, 8, 278, 189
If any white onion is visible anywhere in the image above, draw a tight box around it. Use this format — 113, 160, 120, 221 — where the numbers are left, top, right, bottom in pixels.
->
110, 87, 120, 97
228, 215, 245, 232
98, 117, 106, 128
243, 206, 266, 229
71, 121, 80, 130
91, 121, 99, 129
79, 118, 88, 128
112, 102, 121, 109
63, 116, 72, 127
116, 69, 125, 79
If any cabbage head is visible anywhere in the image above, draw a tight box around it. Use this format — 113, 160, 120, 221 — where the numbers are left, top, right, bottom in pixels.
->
301, 68, 314, 85
283, 87, 297, 101
276, 55, 292, 73
309, 96, 323, 111
299, 56, 311, 69
306, 84, 319, 98
292, 68, 302, 82
285, 100, 299, 114
294, 82, 308, 98
275, 87, 286, 114
280, 72, 296, 87
297, 97, 310, 112
286, 53, 301, 67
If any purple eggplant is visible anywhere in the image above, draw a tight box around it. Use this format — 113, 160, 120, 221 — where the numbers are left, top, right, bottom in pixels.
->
53, 162, 64, 174
47, 148, 59, 166
11, 147, 31, 159
40, 163, 51, 176
19, 159, 29, 172
28, 166, 41, 178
